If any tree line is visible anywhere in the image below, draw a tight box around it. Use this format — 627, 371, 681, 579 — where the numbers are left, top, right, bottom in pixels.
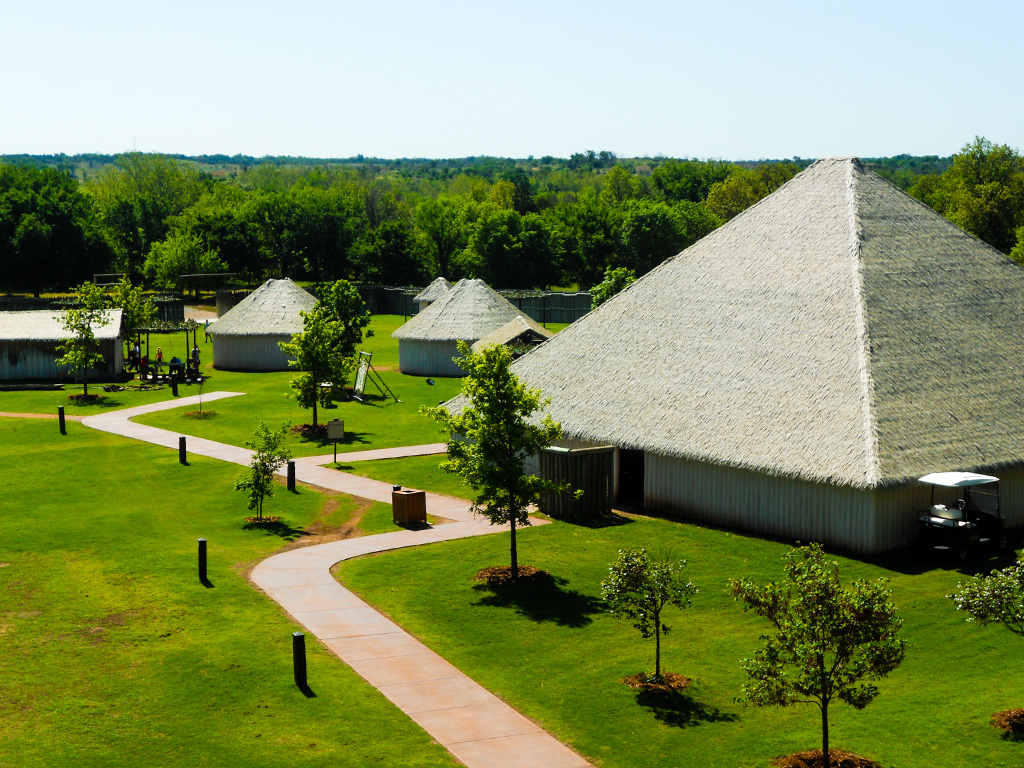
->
4, 141, 1021, 298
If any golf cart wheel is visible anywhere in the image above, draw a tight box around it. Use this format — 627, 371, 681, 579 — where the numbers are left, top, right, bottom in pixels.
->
955, 542, 970, 561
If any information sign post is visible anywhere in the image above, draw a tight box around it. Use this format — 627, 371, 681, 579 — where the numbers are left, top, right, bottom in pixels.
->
327, 419, 344, 464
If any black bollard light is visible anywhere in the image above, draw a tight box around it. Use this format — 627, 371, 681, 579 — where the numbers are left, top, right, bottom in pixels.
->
58, 405, 66, 435
198, 538, 207, 583
292, 631, 307, 689
170, 378, 179, 397
179, 435, 187, 465
287, 460, 296, 492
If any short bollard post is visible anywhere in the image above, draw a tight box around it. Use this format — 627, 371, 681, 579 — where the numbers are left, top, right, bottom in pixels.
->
292, 631, 307, 689
179, 436, 187, 465
287, 460, 296, 492
58, 405, 66, 435
198, 538, 207, 583
170, 378, 179, 397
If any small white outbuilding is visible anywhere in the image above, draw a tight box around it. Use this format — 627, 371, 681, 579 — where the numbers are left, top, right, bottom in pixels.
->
0, 309, 125, 381
413, 277, 452, 312
209, 278, 317, 371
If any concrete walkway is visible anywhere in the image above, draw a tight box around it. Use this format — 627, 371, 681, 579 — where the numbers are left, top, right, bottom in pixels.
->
82, 393, 592, 768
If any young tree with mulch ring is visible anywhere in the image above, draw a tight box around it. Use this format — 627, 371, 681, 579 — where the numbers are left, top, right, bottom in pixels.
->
601, 547, 697, 684
729, 543, 905, 768
423, 340, 567, 583
235, 421, 292, 522
55, 281, 111, 398
949, 557, 1024, 736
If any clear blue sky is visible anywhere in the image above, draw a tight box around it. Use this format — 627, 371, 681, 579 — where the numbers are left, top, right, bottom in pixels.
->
3, 0, 1022, 160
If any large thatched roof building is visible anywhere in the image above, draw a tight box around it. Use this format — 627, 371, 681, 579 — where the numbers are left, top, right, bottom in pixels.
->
393, 278, 524, 376
507, 157, 1024, 553
0, 309, 124, 381
209, 278, 317, 371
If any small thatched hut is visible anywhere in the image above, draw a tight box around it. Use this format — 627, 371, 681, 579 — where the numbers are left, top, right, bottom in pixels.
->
506, 157, 1024, 554
209, 278, 317, 371
413, 277, 452, 312
471, 314, 553, 357
0, 309, 124, 381
393, 278, 523, 376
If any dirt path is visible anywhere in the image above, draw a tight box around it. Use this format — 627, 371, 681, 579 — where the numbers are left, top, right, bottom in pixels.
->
0, 412, 85, 421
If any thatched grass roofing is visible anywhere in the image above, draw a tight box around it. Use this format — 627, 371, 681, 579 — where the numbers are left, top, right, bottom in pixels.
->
414, 276, 452, 303
393, 278, 523, 343
0, 309, 124, 341
502, 157, 1024, 489
210, 278, 316, 337
471, 314, 553, 354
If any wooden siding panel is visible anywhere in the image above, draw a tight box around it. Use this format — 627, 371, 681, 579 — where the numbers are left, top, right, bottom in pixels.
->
644, 453, 880, 552
397, 340, 464, 377
212, 336, 295, 371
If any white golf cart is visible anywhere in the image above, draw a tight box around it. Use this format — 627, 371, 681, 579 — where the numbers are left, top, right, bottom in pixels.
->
917, 472, 1006, 560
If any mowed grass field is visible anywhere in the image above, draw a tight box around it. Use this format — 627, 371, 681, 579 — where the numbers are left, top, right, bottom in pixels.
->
0, 417, 458, 768
338, 516, 1024, 768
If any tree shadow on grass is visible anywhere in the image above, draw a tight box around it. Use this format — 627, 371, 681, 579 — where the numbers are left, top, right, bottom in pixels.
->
242, 519, 312, 542
297, 430, 373, 451
471, 574, 604, 627
634, 685, 738, 728
557, 511, 634, 529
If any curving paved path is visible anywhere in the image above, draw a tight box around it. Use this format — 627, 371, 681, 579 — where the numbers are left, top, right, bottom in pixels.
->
83, 393, 592, 768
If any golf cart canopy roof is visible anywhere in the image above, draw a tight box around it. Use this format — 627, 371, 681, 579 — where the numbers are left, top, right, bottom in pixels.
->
918, 472, 1000, 488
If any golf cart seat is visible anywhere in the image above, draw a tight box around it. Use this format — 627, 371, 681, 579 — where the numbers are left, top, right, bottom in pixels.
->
931, 504, 962, 520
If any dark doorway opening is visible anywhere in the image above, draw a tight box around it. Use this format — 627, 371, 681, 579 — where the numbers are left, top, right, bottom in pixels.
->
618, 449, 644, 507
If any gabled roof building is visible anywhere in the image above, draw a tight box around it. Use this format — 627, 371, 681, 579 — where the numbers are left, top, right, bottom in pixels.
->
0, 309, 125, 381
508, 157, 1024, 553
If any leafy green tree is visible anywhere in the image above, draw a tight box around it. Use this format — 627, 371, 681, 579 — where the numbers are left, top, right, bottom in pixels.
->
910, 137, 1024, 254
949, 557, 1024, 637
235, 421, 292, 521
599, 165, 646, 204
109, 276, 156, 346
423, 341, 565, 582
464, 208, 556, 288
89, 153, 208, 276
279, 279, 369, 427
416, 195, 467, 279
651, 159, 731, 203
350, 219, 428, 285
590, 266, 636, 308
55, 282, 110, 397
143, 231, 227, 291
705, 163, 801, 221
544, 195, 622, 288
601, 548, 698, 681
729, 544, 905, 768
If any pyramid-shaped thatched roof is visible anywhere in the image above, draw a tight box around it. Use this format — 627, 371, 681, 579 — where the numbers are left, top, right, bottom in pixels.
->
414, 276, 453, 303
393, 278, 522, 343
471, 314, 553, 354
210, 279, 317, 337
509, 157, 1024, 489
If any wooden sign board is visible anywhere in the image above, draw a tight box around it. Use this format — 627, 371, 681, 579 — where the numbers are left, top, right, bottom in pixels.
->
327, 420, 345, 441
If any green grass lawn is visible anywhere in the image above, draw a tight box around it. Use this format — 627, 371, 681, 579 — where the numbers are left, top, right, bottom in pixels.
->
337, 514, 1024, 768
0, 417, 457, 768
332, 454, 472, 500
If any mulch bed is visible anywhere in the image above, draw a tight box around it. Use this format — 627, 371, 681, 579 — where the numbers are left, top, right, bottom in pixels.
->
992, 708, 1024, 739
243, 516, 282, 525
291, 424, 327, 438
622, 672, 691, 692
184, 410, 217, 419
771, 750, 882, 768
474, 565, 551, 585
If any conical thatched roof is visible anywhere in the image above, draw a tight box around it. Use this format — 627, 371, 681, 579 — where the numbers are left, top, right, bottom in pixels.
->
507, 157, 1024, 489
393, 278, 523, 343
210, 279, 317, 337
471, 314, 553, 354
414, 276, 453, 304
